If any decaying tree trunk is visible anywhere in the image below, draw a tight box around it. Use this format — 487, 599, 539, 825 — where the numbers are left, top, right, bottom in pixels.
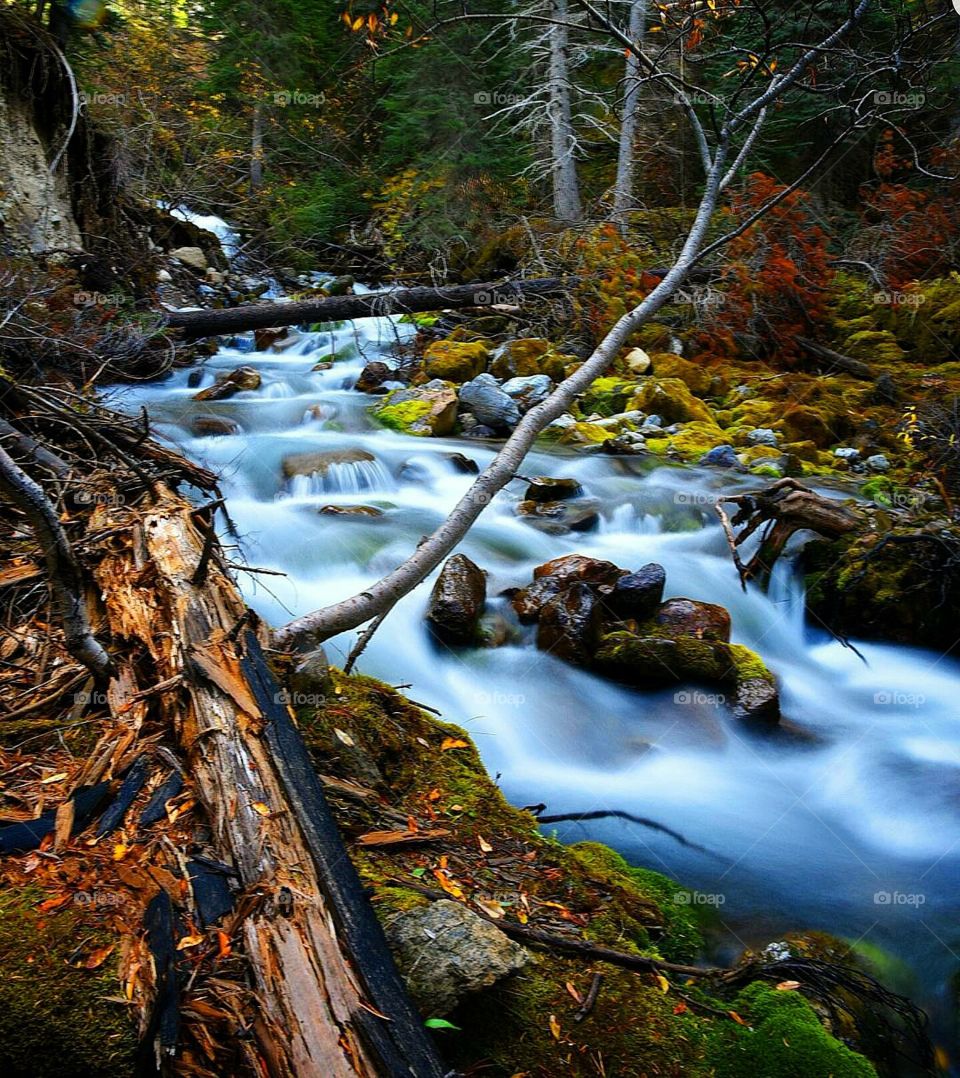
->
716, 478, 860, 587
166, 277, 570, 337
90, 488, 445, 1078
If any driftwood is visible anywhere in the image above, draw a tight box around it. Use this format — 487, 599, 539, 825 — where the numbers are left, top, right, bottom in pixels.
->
90, 487, 445, 1077
716, 478, 860, 587
166, 277, 571, 337
795, 336, 872, 380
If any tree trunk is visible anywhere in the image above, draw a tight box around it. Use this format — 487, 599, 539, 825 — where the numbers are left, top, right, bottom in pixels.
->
548, 0, 582, 222
612, 0, 648, 233
250, 99, 264, 192
90, 488, 445, 1078
165, 276, 569, 337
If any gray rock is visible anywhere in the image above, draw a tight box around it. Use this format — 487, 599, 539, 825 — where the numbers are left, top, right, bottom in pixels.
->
501, 374, 553, 412
834, 447, 861, 461
459, 373, 521, 431
747, 428, 779, 447
733, 677, 781, 724
865, 453, 890, 473
426, 554, 486, 645
700, 445, 739, 468
190, 414, 240, 437
603, 563, 666, 621
170, 245, 207, 271
524, 476, 582, 502
385, 900, 529, 1015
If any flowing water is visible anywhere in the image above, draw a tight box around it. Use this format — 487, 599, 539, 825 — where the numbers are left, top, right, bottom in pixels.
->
116, 222, 960, 1057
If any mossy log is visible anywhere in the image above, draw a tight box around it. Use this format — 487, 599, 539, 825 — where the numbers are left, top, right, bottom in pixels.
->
89, 487, 444, 1077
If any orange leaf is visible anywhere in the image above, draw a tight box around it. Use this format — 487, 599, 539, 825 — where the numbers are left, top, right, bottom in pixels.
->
440, 737, 468, 751
565, 982, 583, 1005
549, 1014, 561, 1040
674, 1002, 688, 1015
84, 944, 115, 970
251, 801, 271, 817
728, 1010, 748, 1026
38, 894, 71, 912
177, 934, 205, 950
217, 931, 231, 959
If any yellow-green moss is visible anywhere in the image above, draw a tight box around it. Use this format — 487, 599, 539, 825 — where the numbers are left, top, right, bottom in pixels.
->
579, 376, 636, 417
423, 339, 489, 382
0, 889, 137, 1077
631, 378, 715, 424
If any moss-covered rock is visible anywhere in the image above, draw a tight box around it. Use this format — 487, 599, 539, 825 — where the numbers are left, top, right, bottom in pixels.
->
0, 889, 137, 1077
631, 378, 715, 424
373, 379, 458, 436
650, 352, 724, 397
579, 376, 637, 418
424, 339, 489, 382
492, 338, 568, 381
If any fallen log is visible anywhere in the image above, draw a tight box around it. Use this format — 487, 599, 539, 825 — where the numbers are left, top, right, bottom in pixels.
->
795, 336, 872, 380
90, 488, 445, 1077
166, 277, 572, 337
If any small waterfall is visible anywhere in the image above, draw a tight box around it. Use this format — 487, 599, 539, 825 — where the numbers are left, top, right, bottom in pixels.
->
285, 457, 394, 497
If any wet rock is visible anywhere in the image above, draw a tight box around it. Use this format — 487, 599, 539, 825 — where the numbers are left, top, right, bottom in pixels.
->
734, 676, 780, 724
593, 632, 732, 685
317, 504, 384, 518
537, 582, 602, 665
458, 373, 521, 432
355, 361, 392, 394
323, 274, 354, 296
524, 476, 582, 502
501, 374, 553, 412
282, 447, 375, 480
446, 452, 480, 474
491, 337, 566, 381
515, 500, 600, 535
700, 444, 740, 468
834, 447, 860, 462
602, 432, 646, 455
424, 339, 489, 382
747, 428, 779, 447
426, 554, 487, 645
865, 453, 890, 473
193, 365, 261, 401
374, 379, 458, 436
170, 245, 207, 272
654, 598, 731, 643
385, 900, 529, 1015
512, 555, 625, 622
869, 371, 900, 406
254, 327, 288, 350
190, 414, 240, 437
603, 563, 666, 621
476, 612, 515, 648
461, 424, 497, 439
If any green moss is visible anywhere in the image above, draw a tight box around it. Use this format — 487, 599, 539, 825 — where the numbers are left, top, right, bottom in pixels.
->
657, 421, 729, 461
423, 339, 489, 382
579, 376, 636, 417
649, 353, 722, 397
842, 329, 906, 365
374, 397, 433, 434
631, 378, 715, 424
0, 889, 137, 1077
708, 983, 877, 1078
728, 644, 775, 685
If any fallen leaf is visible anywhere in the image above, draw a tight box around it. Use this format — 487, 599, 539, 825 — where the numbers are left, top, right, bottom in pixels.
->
424, 1017, 460, 1031
477, 834, 493, 854
776, 980, 801, 991
475, 897, 505, 919
37, 894, 71, 912
549, 1014, 561, 1040
728, 1011, 748, 1026
177, 934, 205, 950
674, 1002, 688, 1015
251, 801, 271, 817
41, 772, 68, 785
432, 869, 464, 900
656, 973, 670, 994
427, 788, 442, 801
334, 728, 355, 746
440, 737, 468, 751
217, 931, 231, 960
83, 944, 115, 970
565, 982, 583, 1005
113, 842, 130, 861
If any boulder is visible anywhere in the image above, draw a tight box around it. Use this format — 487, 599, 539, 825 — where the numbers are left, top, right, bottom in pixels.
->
446, 452, 480, 474
491, 338, 566, 381
458, 373, 521, 432
700, 444, 740, 468
630, 378, 714, 424
254, 327, 288, 351
424, 339, 489, 382
374, 379, 458, 436
425, 554, 487, 645
190, 414, 240, 437
192, 365, 261, 401
384, 900, 529, 1015
317, 505, 384, 518
282, 447, 375, 480
511, 555, 625, 622
622, 347, 651, 376
170, 245, 207, 272
654, 598, 731, 643
602, 563, 666, 621
537, 582, 602, 665
515, 500, 599, 535
355, 361, 393, 394
523, 476, 582, 502
747, 428, 779, 447
501, 374, 553, 412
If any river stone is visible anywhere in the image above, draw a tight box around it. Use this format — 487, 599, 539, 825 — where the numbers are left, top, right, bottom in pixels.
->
747, 428, 779, 447
501, 374, 553, 412
170, 245, 207, 271
654, 598, 732, 643
446, 452, 480, 474
734, 677, 780, 724
254, 326, 288, 351
193, 365, 262, 401
537, 581, 602, 665
603, 563, 666, 621
375, 380, 458, 436
593, 632, 733, 685
512, 555, 625, 622
515, 500, 599, 535
700, 444, 739, 468
426, 554, 487, 645
623, 347, 651, 375
524, 476, 582, 502
317, 504, 383, 518
355, 361, 392, 394
866, 453, 890, 473
190, 414, 240, 437
282, 447, 375, 480
458, 373, 521, 432
385, 900, 529, 1015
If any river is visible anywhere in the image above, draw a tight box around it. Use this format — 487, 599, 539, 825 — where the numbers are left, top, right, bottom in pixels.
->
113, 216, 960, 1058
